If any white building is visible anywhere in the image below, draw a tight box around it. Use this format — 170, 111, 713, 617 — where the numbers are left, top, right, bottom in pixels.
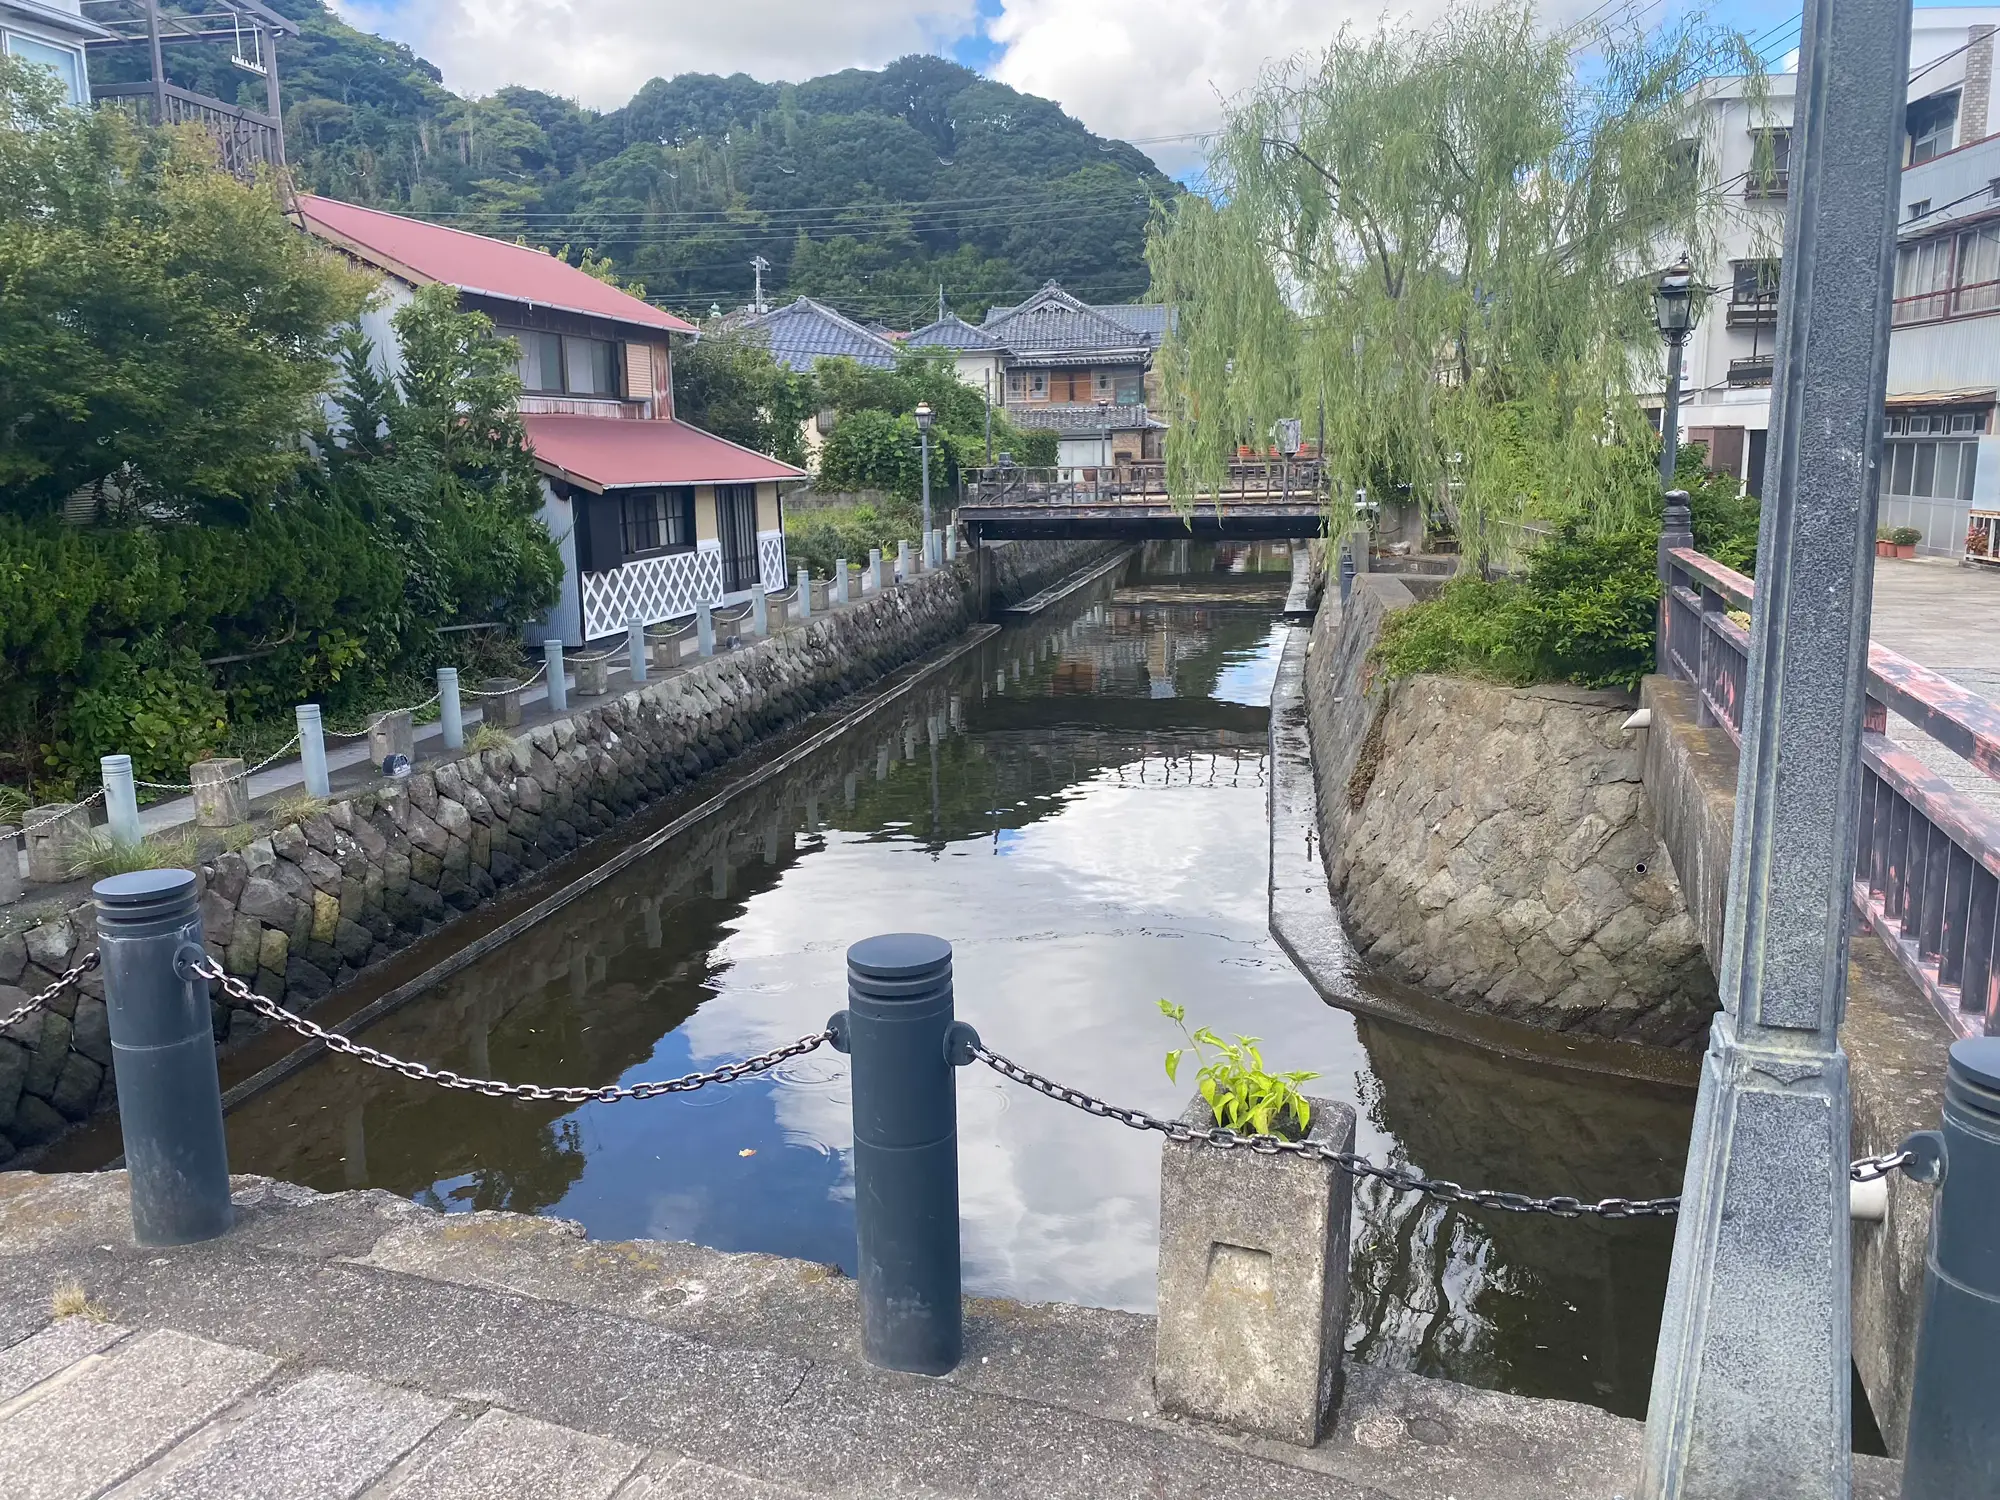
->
1657, 8, 2000, 541
1, 0, 108, 104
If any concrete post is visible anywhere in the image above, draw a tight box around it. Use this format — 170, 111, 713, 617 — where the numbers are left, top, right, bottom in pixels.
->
189, 759, 248, 828
1638, 4, 1911, 1496
753, 584, 769, 636
1658, 490, 1694, 674
898, 539, 913, 583
296, 704, 332, 799
696, 602, 715, 657
101, 754, 141, 846
1154, 1095, 1356, 1446
575, 655, 609, 697
0, 828, 19, 907
798, 567, 812, 621
482, 678, 524, 729
96, 869, 231, 1246
543, 638, 568, 715
947, 527, 959, 562
834, 933, 964, 1376
626, 621, 648, 685
869, 548, 884, 593
436, 668, 464, 752
835, 558, 850, 605
1338, 538, 1356, 606
366, 711, 414, 772
23, 805, 85, 883
1900, 1037, 2000, 1498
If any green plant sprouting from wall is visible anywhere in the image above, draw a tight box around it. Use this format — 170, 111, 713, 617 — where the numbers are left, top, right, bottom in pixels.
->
1160, 1000, 1319, 1139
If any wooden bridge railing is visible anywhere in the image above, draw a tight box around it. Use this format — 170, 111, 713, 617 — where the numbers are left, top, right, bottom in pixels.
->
1661, 546, 2000, 1039
962, 461, 1327, 509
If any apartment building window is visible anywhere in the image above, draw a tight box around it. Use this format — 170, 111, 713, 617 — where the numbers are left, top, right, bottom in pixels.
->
1006, 370, 1048, 401
1884, 412, 1982, 503
1892, 224, 2000, 323
619, 488, 695, 557
1746, 128, 1789, 197
3, 33, 86, 106
509, 330, 622, 398
1909, 92, 1959, 166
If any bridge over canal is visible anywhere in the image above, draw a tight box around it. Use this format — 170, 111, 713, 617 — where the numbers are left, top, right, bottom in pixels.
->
959, 460, 1330, 541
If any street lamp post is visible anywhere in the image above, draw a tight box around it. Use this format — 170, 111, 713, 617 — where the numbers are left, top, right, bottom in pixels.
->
915, 401, 934, 544
1654, 255, 1696, 490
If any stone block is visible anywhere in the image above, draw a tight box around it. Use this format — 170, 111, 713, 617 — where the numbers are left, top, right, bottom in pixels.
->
435, 799, 472, 838
49, 1050, 102, 1120
387, 1409, 643, 1500
189, 759, 250, 828
0, 933, 24, 986
8, 1091, 65, 1146
25, 917, 73, 973
0, 1036, 25, 1123
271, 819, 309, 863
225, 913, 262, 977
0, 827, 18, 907
368, 708, 417, 768
69, 997, 110, 1065
311, 890, 341, 945
239, 875, 300, 931
1154, 1094, 1355, 1447
286, 955, 332, 1000
259, 926, 290, 975
482, 677, 525, 728
576, 655, 610, 696
303, 813, 341, 857
23, 804, 88, 883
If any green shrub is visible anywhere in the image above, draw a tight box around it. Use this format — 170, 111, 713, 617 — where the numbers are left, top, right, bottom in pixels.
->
785, 497, 925, 580
1159, 1001, 1319, 1139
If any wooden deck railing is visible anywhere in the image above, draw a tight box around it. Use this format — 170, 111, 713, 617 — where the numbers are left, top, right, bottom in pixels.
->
1661, 546, 2000, 1038
962, 460, 1327, 510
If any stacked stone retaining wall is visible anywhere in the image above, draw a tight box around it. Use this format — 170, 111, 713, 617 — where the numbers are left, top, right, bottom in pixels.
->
1303, 576, 1718, 1047
0, 541, 1104, 1161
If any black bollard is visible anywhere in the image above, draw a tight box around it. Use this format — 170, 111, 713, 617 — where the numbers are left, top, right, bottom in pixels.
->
95, 870, 232, 1246
836, 933, 963, 1375
1899, 1036, 2000, 1498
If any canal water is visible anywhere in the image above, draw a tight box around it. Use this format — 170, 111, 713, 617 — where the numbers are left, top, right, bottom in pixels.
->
218, 542, 1694, 1418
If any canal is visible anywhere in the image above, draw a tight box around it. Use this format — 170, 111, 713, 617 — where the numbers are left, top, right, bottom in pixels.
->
209, 543, 1695, 1418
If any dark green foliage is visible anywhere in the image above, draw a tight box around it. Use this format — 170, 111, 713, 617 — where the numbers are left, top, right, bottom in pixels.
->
784, 497, 925, 581
1676, 443, 1761, 575
92, 7, 1177, 326
671, 331, 817, 467
1375, 517, 1662, 692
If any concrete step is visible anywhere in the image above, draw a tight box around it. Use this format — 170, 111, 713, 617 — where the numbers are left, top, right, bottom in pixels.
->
0, 1173, 1903, 1500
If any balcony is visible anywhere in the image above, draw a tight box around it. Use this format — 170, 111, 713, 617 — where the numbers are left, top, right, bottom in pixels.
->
1743, 169, 1790, 200
1728, 356, 1774, 388
93, 83, 282, 178
1725, 296, 1779, 329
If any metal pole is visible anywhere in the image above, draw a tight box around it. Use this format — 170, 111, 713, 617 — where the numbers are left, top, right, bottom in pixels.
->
1660, 335, 1686, 490
1899, 1037, 2000, 1499
898, 540, 912, 583
97, 870, 231, 1246
296, 704, 331, 799
1657, 489, 1694, 674
258, 19, 284, 168
752, 584, 769, 636
143, 0, 167, 119
798, 566, 812, 621
101, 755, 141, 846
869, 548, 883, 593
1638, 4, 1911, 1496
835, 558, 850, 605
696, 602, 715, 657
626, 622, 648, 684
833, 933, 964, 1375
984, 370, 993, 465
436, 668, 464, 751
543, 638, 567, 715
920, 429, 933, 542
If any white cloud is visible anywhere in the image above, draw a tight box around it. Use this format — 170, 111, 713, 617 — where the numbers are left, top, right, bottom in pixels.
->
332, 0, 982, 105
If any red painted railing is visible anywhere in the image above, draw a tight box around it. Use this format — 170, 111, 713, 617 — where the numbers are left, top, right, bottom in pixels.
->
1661, 547, 2000, 1039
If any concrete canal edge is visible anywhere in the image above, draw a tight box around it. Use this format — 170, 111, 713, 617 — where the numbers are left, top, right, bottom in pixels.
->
1266, 622, 1700, 1088
0, 1172, 1904, 1500
0, 541, 1115, 1166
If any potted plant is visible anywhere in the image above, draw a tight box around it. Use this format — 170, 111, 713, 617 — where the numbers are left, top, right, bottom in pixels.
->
1876, 526, 1896, 559
1152, 1002, 1356, 1446
1891, 526, 1922, 560
1236, 443, 1256, 459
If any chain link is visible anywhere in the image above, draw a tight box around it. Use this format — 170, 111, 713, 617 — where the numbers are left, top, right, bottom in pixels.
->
191, 957, 830, 1103
1849, 1150, 1913, 1183
0, 952, 100, 1033
12, 790, 106, 836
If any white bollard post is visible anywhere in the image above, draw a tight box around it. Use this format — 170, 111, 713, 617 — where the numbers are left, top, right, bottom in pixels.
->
297, 704, 332, 798
697, 601, 715, 656
898, 539, 912, 582
436, 668, 464, 751
947, 527, 959, 562
870, 548, 883, 592
101, 755, 142, 845
798, 567, 812, 621
835, 559, 850, 604
753, 584, 769, 636
543, 637, 567, 714
628, 620, 649, 684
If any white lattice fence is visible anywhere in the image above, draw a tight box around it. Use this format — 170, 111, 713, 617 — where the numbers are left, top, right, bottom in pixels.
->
759, 531, 788, 593
581, 546, 724, 640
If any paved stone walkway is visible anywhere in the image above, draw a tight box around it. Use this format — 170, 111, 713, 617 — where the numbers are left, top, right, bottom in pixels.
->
0, 1172, 1900, 1500
1870, 557, 2000, 817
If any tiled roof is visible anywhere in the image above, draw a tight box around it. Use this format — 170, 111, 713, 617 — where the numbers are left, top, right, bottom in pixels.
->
296, 196, 694, 336
904, 313, 1003, 350
521, 415, 805, 491
741, 297, 900, 371
1093, 303, 1178, 344
1004, 403, 1163, 432
983, 282, 1154, 355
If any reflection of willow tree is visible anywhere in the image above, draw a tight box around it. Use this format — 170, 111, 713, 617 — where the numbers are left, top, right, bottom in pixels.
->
1343, 1015, 1693, 1417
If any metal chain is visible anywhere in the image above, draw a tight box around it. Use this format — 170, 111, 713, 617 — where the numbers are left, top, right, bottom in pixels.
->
13, 790, 106, 835
460, 663, 549, 696
0, 952, 100, 1033
191, 957, 831, 1103
976, 1045, 1925, 1211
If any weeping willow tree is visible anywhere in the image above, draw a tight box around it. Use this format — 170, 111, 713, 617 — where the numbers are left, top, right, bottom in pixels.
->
1147, 5, 1766, 560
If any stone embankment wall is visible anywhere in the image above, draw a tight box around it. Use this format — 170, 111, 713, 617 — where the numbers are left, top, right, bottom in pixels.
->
1303, 576, 1718, 1047
0, 541, 1102, 1162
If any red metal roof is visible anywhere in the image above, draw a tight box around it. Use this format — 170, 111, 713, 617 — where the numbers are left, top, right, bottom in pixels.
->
296, 195, 695, 336
521, 415, 805, 491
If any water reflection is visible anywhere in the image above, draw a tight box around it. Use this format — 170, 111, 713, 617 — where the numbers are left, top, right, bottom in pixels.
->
221, 542, 1690, 1416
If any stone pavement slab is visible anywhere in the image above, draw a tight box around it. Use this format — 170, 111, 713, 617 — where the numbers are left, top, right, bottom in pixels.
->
0, 1327, 276, 1500
383, 1410, 644, 1500
1871, 558, 2000, 817
0, 1317, 127, 1407
129, 1368, 450, 1500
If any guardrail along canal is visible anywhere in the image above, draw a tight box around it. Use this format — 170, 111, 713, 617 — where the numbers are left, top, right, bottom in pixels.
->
216, 542, 1694, 1417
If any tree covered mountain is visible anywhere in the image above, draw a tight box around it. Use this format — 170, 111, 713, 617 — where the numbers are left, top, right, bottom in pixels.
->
94, 1, 1178, 324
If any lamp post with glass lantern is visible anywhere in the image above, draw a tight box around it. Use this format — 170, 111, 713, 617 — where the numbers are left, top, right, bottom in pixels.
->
1654, 255, 1696, 489
915, 401, 935, 548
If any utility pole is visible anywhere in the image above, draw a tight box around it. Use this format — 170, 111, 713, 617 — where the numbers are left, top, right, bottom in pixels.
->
938, 283, 947, 322
750, 255, 771, 315
1637, 2, 1910, 1496
984, 370, 993, 465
